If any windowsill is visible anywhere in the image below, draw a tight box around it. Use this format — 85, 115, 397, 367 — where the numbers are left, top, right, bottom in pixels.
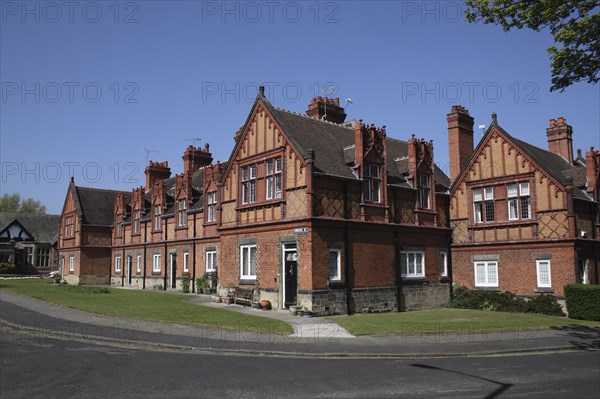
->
328, 280, 345, 287
360, 202, 387, 208
469, 219, 536, 229
182, 271, 190, 276
237, 199, 285, 211
238, 278, 257, 285
205, 270, 216, 275
415, 208, 436, 214
131, 232, 141, 237
439, 276, 450, 282
175, 225, 188, 231
473, 286, 500, 292
204, 221, 217, 226
400, 277, 428, 285
535, 287, 554, 293
152, 271, 161, 275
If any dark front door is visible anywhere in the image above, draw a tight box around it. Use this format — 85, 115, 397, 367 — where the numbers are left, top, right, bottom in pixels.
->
284, 252, 297, 308
127, 256, 132, 285
170, 254, 177, 289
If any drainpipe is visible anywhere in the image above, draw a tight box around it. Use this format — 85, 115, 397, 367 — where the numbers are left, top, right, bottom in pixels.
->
394, 227, 402, 312
343, 182, 351, 315
163, 216, 167, 291
192, 212, 197, 293
142, 221, 147, 289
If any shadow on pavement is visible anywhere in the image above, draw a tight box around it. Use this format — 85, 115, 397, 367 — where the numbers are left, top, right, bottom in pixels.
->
550, 325, 600, 350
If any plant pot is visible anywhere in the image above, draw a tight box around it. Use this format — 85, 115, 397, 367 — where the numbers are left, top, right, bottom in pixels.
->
297, 310, 304, 317
222, 297, 233, 305
260, 300, 271, 310
289, 305, 298, 316
302, 311, 314, 318
252, 302, 262, 310
212, 295, 221, 303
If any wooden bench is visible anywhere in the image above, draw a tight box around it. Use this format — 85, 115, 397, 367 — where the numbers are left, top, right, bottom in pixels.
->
233, 287, 254, 307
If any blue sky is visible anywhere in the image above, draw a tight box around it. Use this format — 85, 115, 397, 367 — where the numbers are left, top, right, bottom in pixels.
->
1, 1, 598, 214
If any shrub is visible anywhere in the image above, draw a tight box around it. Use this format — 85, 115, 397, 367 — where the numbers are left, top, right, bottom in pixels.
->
182, 276, 190, 293
451, 286, 564, 316
565, 284, 600, 321
0, 262, 16, 274
61, 285, 110, 294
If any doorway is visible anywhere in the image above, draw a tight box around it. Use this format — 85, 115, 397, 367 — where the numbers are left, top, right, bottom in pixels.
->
170, 254, 177, 289
127, 256, 132, 285
282, 243, 298, 309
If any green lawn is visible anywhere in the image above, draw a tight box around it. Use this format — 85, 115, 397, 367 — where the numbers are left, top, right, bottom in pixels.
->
0, 279, 293, 334
327, 308, 600, 336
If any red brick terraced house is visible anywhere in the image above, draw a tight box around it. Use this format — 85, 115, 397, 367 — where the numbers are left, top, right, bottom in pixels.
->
57, 179, 130, 285
448, 105, 600, 297
104, 89, 453, 315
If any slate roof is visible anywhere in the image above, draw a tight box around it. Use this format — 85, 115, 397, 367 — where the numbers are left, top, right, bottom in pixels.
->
72, 184, 130, 226
0, 212, 60, 243
261, 96, 451, 191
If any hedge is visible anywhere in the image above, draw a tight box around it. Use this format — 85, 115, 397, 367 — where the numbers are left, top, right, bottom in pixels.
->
450, 286, 565, 317
0, 262, 16, 274
564, 284, 600, 321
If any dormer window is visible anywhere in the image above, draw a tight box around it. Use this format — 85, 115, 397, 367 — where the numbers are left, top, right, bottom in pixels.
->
177, 199, 187, 227
241, 164, 257, 204
363, 163, 381, 203
417, 174, 431, 209
153, 205, 162, 230
207, 192, 217, 222
64, 216, 74, 237
133, 209, 141, 234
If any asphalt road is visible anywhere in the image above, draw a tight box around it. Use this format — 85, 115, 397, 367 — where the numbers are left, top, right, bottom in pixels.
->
1, 328, 599, 399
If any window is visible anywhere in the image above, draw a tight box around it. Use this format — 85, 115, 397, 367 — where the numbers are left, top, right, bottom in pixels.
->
507, 182, 531, 220
69, 255, 75, 272
153, 205, 162, 230
115, 217, 122, 237
474, 261, 498, 287
136, 255, 141, 273
328, 249, 341, 281
178, 199, 187, 227
439, 251, 448, 277
536, 260, 551, 288
363, 163, 381, 203
266, 158, 283, 200
473, 187, 494, 223
133, 209, 141, 234
417, 174, 431, 209
207, 192, 217, 222
241, 164, 257, 204
183, 252, 189, 273
153, 254, 161, 273
240, 245, 257, 279
206, 250, 216, 272
25, 247, 33, 266
400, 251, 425, 278
115, 256, 121, 272
64, 216, 74, 237
37, 247, 50, 268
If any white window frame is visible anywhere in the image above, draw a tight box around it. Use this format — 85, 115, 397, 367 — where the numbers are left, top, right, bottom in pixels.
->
177, 199, 187, 227
136, 254, 141, 273
69, 255, 74, 272
240, 245, 257, 279
153, 253, 161, 273
266, 158, 283, 200
133, 209, 141, 234
474, 261, 498, 287
328, 249, 341, 281
536, 260, 552, 288
439, 251, 448, 277
400, 251, 425, 278
206, 250, 216, 272
153, 205, 162, 230
207, 192, 217, 222
473, 187, 494, 223
183, 252, 189, 273
115, 255, 121, 272
508, 182, 531, 221
241, 164, 257, 204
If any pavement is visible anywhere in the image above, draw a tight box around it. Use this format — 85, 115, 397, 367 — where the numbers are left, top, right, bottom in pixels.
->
1, 289, 599, 358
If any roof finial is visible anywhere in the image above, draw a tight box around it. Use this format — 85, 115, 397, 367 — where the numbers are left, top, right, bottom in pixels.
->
70, 176, 75, 183
492, 112, 497, 124
259, 85, 265, 97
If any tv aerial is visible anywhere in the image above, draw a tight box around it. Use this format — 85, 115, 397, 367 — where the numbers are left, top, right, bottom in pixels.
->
143, 148, 159, 164
186, 137, 202, 147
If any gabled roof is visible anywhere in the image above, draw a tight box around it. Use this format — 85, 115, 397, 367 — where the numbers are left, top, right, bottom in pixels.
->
0, 212, 60, 243
451, 119, 589, 200
246, 95, 450, 190
71, 183, 129, 226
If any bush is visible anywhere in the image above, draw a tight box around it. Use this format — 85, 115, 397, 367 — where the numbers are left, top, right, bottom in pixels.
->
61, 285, 110, 294
451, 286, 565, 316
182, 276, 190, 293
565, 284, 600, 321
0, 262, 16, 274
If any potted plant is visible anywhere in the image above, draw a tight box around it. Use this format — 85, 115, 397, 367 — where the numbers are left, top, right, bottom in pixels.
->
196, 276, 209, 294
302, 307, 314, 318
182, 276, 190, 293
260, 299, 271, 310
252, 301, 261, 309
212, 293, 222, 303
289, 305, 299, 316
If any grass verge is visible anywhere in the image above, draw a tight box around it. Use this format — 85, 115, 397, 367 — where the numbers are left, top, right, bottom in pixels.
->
0, 279, 293, 335
327, 308, 600, 336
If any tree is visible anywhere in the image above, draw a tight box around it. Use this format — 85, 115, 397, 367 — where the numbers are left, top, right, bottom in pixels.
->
0, 193, 46, 214
465, 0, 600, 91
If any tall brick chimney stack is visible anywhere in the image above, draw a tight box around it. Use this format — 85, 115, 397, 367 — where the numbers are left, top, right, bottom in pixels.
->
546, 117, 573, 164
307, 97, 347, 124
183, 144, 213, 176
447, 105, 474, 183
145, 161, 171, 192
